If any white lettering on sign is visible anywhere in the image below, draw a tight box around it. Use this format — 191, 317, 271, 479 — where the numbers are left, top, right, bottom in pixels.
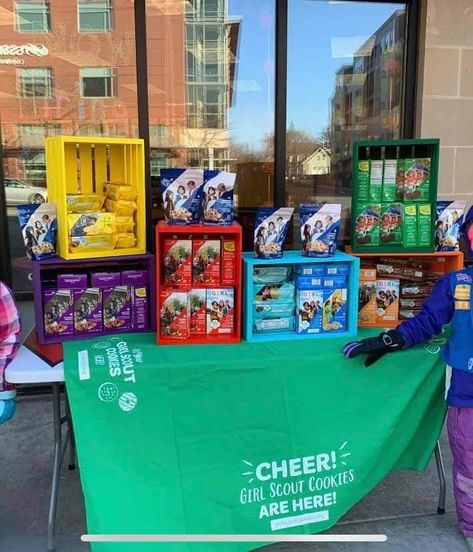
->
78, 350, 90, 381
239, 442, 355, 531
255, 452, 336, 481
0, 44, 49, 57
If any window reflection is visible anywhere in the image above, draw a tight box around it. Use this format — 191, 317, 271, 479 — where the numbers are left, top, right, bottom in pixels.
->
0, 0, 138, 291
286, 1, 406, 239
146, 0, 275, 213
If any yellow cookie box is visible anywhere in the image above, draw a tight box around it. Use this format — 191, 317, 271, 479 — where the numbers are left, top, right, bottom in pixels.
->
68, 213, 116, 236
115, 233, 137, 249
66, 193, 104, 213
69, 234, 117, 253
116, 216, 135, 233
104, 182, 138, 201
105, 199, 137, 217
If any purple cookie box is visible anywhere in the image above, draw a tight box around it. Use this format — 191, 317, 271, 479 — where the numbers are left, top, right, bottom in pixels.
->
73, 288, 103, 334
121, 270, 149, 286
91, 272, 121, 287
57, 274, 88, 289
43, 289, 74, 337
122, 270, 149, 330
103, 285, 131, 332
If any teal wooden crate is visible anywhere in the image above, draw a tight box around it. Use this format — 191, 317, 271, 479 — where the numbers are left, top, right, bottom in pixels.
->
243, 250, 360, 342
351, 138, 440, 254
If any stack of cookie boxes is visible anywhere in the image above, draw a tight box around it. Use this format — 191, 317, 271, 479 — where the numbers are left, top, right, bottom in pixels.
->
155, 221, 243, 345
351, 139, 439, 254
243, 250, 360, 342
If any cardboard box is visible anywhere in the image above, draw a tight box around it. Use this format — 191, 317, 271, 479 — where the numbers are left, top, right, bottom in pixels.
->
403, 204, 418, 247
163, 238, 192, 286
103, 285, 131, 331
68, 212, 116, 236
192, 239, 221, 286
369, 160, 383, 202
403, 158, 431, 202
221, 238, 236, 285
325, 263, 350, 276
358, 267, 376, 327
297, 289, 324, 334
91, 272, 120, 288
418, 203, 432, 247
190, 288, 206, 335
254, 317, 294, 333
380, 203, 402, 245
355, 204, 381, 246
382, 159, 397, 202
57, 273, 88, 289
207, 288, 234, 335
375, 279, 400, 322
295, 264, 326, 277
358, 280, 377, 327
396, 160, 405, 201
73, 288, 102, 334
322, 287, 347, 333
122, 270, 149, 331
43, 289, 74, 336
357, 160, 370, 201
160, 288, 190, 339
295, 276, 323, 289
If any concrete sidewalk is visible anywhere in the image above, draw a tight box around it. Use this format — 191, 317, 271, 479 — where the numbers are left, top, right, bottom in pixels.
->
0, 393, 468, 552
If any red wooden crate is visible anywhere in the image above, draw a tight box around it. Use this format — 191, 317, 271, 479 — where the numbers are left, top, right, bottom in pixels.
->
155, 221, 243, 345
345, 247, 464, 328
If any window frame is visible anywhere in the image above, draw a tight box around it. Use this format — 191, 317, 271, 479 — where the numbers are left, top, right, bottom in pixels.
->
80, 67, 116, 98
78, 0, 113, 33
15, 0, 51, 33
274, 0, 419, 208
17, 67, 53, 99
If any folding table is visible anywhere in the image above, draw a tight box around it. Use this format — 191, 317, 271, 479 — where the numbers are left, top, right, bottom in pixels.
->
5, 330, 448, 551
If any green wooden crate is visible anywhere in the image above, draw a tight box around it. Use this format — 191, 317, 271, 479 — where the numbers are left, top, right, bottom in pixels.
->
351, 138, 440, 254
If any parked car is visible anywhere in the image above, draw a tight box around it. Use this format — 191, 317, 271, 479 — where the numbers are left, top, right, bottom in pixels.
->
3, 177, 47, 205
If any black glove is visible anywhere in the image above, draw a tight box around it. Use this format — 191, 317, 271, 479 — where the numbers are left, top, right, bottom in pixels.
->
342, 330, 405, 367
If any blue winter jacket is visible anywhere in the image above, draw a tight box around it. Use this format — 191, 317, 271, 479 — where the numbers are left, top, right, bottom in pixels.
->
397, 268, 473, 407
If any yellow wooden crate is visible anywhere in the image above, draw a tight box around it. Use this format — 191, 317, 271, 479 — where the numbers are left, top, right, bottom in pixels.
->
45, 136, 146, 260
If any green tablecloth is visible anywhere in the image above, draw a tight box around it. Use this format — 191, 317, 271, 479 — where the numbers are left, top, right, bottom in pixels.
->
64, 329, 447, 552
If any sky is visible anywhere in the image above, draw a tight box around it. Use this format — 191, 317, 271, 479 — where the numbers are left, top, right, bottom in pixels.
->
227, 0, 405, 150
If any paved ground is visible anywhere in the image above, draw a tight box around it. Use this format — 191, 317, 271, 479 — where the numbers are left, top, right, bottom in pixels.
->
0, 302, 469, 551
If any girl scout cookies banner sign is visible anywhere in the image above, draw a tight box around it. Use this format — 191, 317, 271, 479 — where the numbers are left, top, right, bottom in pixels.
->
64, 331, 446, 552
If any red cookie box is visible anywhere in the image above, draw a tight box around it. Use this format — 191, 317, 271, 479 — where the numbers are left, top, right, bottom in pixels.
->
192, 239, 221, 286
190, 289, 207, 335
221, 238, 236, 286
163, 238, 192, 286
159, 288, 190, 339
206, 288, 234, 335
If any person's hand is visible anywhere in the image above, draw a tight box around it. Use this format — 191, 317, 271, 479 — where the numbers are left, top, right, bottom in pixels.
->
342, 330, 405, 367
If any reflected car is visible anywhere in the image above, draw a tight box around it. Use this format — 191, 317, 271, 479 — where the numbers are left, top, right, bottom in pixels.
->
3, 177, 47, 205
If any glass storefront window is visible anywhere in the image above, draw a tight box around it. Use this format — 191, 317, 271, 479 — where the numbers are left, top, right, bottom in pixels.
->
15, 1, 51, 33
78, 0, 112, 32
17, 68, 53, 98
1, 1, 138, 293
80, 67, 115, 97
286, 0, 407, 238
146, 0, 275, 214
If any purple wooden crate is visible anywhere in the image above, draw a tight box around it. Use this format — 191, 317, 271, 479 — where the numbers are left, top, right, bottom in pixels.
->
32, 253, 156, 344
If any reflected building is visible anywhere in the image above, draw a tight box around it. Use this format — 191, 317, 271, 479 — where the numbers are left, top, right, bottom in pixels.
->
0, 0, 240, 186
330, 9, 405, 188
